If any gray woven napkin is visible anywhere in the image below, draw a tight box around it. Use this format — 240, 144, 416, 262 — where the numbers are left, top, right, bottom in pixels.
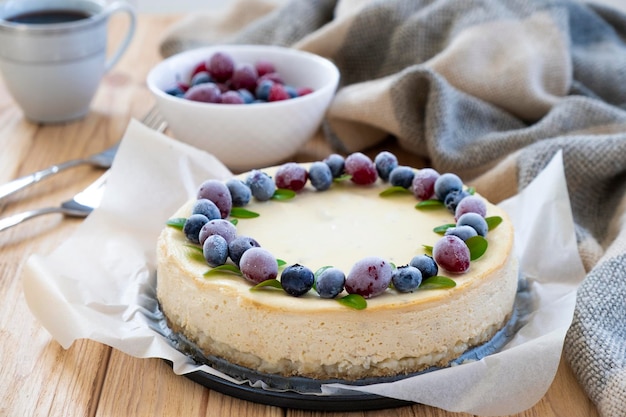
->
160, 0, 626, 415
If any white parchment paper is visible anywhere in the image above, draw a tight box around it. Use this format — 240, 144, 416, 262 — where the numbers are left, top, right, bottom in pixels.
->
22, 120, 586, 416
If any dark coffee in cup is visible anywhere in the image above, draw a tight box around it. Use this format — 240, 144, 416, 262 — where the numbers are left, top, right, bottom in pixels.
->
6, 9, 91, 24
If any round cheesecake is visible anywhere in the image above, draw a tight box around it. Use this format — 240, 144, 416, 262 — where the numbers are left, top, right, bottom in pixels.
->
156, 164, 518, 381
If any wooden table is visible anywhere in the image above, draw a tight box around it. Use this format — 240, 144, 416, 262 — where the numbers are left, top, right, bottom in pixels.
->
0, 14, 600, 417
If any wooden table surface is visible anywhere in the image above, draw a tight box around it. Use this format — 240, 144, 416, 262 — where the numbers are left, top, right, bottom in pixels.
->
0, 13, 600, 417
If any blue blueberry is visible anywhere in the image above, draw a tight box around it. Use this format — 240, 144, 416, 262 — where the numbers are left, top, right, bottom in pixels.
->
389, 166, 415, 189
192, 198, 221, 220
203, 234, 229, 267
246, 170, 276, 201
191, 71, 213, 86
444, 225, 478, 241
285, 85, 298, 98
409, 254, 438, 279
165, 86, 185, 97
228, 236, 260, 267
391, 265, 423, 292
255, 79, 274, 101
434, 173, 463, 201
457, 212, 488, 237
238, 88, 255, 104
225, 179, 252, 206
315, 267, 346, 299
323, 154, 345, 178
280, 264, 315, 297
308, 161, 333, 191
183, 213, 209, 244
374, 151, 398, 182
444, 189, 470, 214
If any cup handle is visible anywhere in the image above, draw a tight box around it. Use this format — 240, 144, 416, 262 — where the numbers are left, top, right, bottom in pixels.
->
102, 2, 137, 72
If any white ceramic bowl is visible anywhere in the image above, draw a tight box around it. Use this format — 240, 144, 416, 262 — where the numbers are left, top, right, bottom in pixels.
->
147, 45, 340, 172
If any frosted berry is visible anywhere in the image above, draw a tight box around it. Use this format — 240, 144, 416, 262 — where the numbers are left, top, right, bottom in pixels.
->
220, 90, 245, 104
280, 264, 315, 297
409, 254, 438, 279
433, 235, 470, 274
192, 198, 221, 221
268, 83, 290, 101
246, 170, 276, 201
434, 173, 463, 201
255, 59, 275, 77
239, 247, 278, 284
203, 234, 229, 267
230, 63, 258, 92
323, 154, 345, 178
197, 179, 232, 218
199, 218, 237, 245
225, 179, 252, 207
444, 225, 478, 241
184, 83, 221, 103
444, 189, 470, 214
183, 214, 209, 244
315, 267, 345, 299
412, 168, 440, 200
457, 212, 488, 237
389, 166, 415, 189
344, 152, 378, 185
207, 52, 235, 82
275, 162, 308, 192
308, 161, 333, 191
391, 265, 423, 292
374, 151, 398, 182
228, 236, 260, 267
455, 195, 487, 221
190, 71, 212, 86
345, 256, 392, 298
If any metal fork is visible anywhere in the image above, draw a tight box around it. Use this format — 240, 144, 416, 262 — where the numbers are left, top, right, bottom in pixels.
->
0, 108, 168, 232
0, 106, 166, 202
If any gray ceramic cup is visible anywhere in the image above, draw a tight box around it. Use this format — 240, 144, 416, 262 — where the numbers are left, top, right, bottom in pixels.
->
0, 0, 136, 123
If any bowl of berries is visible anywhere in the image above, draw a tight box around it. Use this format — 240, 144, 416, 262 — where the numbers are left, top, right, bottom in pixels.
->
147, 45, 340, 172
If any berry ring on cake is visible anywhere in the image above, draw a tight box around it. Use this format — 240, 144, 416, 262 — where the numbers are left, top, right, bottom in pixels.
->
156, 151, 519, 388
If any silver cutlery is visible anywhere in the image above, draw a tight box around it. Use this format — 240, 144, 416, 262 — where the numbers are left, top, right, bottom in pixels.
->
0, 106, 166, 202
0, 170, 109, 232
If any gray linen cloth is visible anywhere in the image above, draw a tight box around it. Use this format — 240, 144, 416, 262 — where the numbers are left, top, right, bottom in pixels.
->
159, 0, 626, 415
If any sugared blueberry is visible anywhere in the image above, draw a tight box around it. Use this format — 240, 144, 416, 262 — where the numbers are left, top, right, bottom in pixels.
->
389, 166, 415, 189
184, 83, 221, 103
225, 179, 252, 207
444, 189, 470, 213
391, 265, 423, 292
374, 151, 398, 182
444, 225, 478, 241
220, 90, 245, 104
207, 52, 235, 82
183, 213, 209, 244
409, 254, 439, 279
434, 173, 463, 201
457, 212, 488, 237
203, 234, 229, 267
192, 198, 221, 221
246, 170, 276, 201
230, 63, 258, 92
323, 154, 345, 178
308, 161, 333, 191
199, 218, 237, 245
455, 195, 487, 221
280, 264, 315, 297
315, 267, 346, 299
228, 235, 260, 267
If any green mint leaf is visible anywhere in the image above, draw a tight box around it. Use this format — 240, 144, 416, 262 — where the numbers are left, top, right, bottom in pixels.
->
250, 279, 283, 291
379, 186, 411, 197
167, 217, 186, 230
466, 235, 488, 260
422, 245, 433, 255
433, 223, 455, 234
416, 199, 444, 209
230, 218, 239, 226
230, 207, 260, 218
272, 189, 296, 201
486, 216, 503, 230
204, 264, 242, 277
314, 266, 333, 278
333, 174, 352, 182
276, 259, 287, 267
337, 294, 367, 310
467, 186, 476, 195
419, 276, 456, 290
